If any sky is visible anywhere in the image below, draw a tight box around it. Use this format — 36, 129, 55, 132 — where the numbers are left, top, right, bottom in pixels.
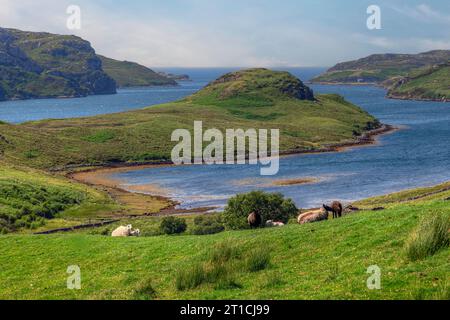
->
0, 0, 449, 67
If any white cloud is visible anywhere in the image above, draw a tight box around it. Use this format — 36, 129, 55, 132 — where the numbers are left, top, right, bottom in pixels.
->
390, 3, 450, 25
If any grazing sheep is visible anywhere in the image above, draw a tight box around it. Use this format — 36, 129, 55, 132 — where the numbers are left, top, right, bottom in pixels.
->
323, 201, 343, 219
111, 225, 140, 237
248, 212, 262, 228
297, 208, 329, 224
266, 220, 285, 227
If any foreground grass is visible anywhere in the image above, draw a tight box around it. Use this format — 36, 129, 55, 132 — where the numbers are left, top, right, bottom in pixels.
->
0, 193, 448, 300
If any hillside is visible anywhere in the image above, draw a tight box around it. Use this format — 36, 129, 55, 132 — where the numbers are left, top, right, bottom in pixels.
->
311, 50, 450, 85
0, 162, 120, 234
0, 182, 448, 299
0, 27, 116, 101
99, 56, 177, 87
386, 63, 450, 102
0, 68, 380, 170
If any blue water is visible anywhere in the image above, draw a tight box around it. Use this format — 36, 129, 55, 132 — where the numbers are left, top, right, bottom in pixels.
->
1, 67, 448, 209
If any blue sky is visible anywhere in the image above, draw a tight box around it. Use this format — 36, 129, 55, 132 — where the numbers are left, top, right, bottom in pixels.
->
1, 0, 449, 67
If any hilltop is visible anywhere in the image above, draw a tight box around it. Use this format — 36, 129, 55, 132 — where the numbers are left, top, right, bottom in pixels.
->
99, 55, 177, 87
0, 27, 116, 101
386, 63, 450, 102
193, 68, 314, 103
0, 68, 380, 170
311, 50, 450, 85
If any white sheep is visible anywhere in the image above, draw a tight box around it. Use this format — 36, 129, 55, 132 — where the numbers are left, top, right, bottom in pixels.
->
266, 220, 285, 227
111, 224, 140, 237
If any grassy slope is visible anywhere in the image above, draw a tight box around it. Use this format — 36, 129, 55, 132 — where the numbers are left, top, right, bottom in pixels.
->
0, 162, 120, 232
311, 50, 450, 85
0, 69, 378, 170
387, 64, 450, 101
0, 183, 448, 300
99, 56, 177, 87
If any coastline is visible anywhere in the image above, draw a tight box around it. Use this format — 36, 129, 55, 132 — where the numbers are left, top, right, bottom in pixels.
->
69, 124, 397, 214
310, 81, 450, 103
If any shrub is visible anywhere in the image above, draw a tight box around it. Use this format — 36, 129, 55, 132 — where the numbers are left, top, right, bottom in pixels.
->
160, 216, 187, 235
404, 211, 450, 261
191, 215, 225, 235
245, 247, 271, 272
223, 191, 298, 229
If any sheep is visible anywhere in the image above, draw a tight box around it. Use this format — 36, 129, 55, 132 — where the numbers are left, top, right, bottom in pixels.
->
248, 212, 262, 228
297, 208, 329, 224
111, 225, 140, 237
323, 201, 343, 219
266, 220, 285, 227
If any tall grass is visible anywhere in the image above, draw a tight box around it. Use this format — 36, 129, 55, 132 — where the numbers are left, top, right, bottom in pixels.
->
404, 211, 450, 261
176, 263, 205, 291
175, 241, 272, 291
245, 247, 271, 272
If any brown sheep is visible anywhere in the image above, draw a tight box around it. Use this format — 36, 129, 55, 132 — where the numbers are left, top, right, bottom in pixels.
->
297, 208, 329, 224
323, 201, 343, 219
248, 211, 262, 228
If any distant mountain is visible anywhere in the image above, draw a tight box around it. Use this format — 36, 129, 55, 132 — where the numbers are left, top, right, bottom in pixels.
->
99, 56, 177, 87
0, 27, 116, 101
386, 63, 450, 102
311, 50, 450, 85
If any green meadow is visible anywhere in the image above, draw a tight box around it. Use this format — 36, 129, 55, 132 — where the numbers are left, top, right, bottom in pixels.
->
0, 182, 448, 300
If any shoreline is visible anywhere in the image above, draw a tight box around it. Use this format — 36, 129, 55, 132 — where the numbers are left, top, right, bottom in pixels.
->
69, 124, 397, 214
310, 81, 450, 103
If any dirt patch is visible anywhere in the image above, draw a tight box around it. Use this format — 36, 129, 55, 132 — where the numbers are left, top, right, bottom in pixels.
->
69, 169, 175, 217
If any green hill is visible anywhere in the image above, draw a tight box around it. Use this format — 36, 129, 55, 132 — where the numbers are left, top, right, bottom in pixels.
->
0, 68, 380, 170
311, 50, 450, 85
0, 182, 448, 299
0, 27, 116, 101
99, 55, 177, 87
386, 63, 450, 102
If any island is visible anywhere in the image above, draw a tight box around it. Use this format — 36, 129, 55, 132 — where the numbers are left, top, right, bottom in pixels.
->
0, 68, 383, 170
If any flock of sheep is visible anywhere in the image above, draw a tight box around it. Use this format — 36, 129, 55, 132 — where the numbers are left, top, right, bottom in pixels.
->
111, 201, 344, 237
249, 201, 344, 228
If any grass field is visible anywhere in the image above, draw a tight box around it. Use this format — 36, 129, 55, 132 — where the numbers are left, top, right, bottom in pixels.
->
0, 183, 448, 300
